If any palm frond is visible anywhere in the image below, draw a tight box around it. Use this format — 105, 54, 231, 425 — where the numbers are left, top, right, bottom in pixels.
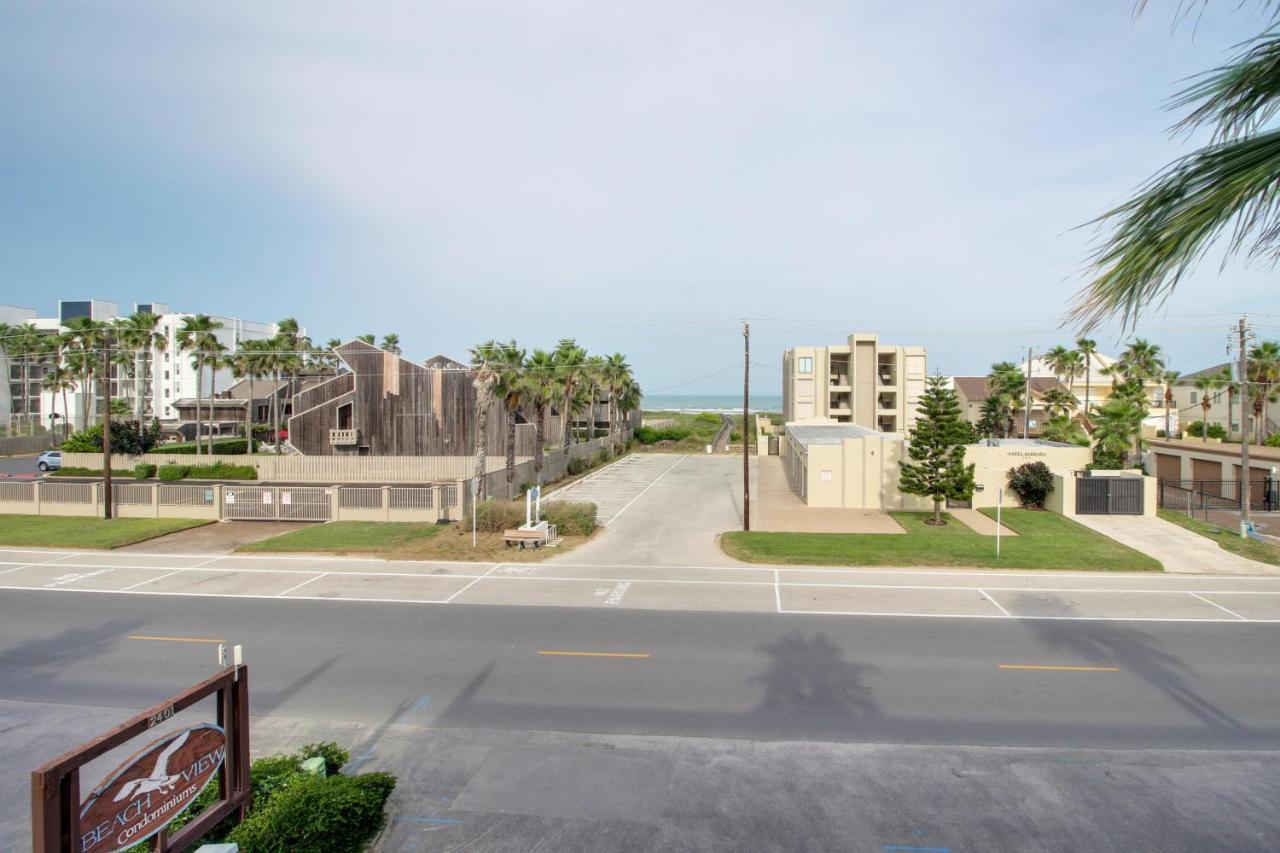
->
1171, 30, 1280, 141
1072, 128, 1280, 331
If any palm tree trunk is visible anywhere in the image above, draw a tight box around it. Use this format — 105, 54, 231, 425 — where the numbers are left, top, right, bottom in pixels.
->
136, 350, 146, 441
61, 387, 69, 438
1203, 402, 1210, 443
194, 367, 203, 457
562, 391, 573, 451
505, 406, 517, 497
474, 393, 490, 501
272, 369, 281, 454
533, 402, 546, 485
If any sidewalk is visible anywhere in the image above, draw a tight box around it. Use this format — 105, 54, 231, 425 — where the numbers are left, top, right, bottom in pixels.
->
1072, 515, 1279, 575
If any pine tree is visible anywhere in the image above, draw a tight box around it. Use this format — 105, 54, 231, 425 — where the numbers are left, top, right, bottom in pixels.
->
899, 374, 976, 525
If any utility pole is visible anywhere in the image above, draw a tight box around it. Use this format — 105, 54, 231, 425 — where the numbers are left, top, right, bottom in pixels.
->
743, 320, 750, 531
1239, 316, 1252, 538
102, 330, 114, 520
1023, 346, 1033, 440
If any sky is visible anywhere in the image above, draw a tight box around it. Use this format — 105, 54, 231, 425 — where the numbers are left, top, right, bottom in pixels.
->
3, 1, 1279, 395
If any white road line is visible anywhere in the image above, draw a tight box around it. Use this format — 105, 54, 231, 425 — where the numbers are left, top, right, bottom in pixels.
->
606, 455, 687, 524
3, 583, 1277, 622
1188, 591, 1249, 620
774, 569, 782, 613
442, 562, 505, 604
118, 568, 187, 591
277, 573, 328, 597
979, 589, 1014, 617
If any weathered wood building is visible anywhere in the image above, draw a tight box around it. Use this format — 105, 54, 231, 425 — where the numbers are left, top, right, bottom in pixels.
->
289, 342, 528, 457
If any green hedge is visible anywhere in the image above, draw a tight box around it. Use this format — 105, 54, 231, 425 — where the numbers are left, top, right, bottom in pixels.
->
156, 438, 254, 455
544, 501, 597, 535
158, 462, 257, 481
133, 463, 156, 480
127, 741, 393, 853
51, 466, 103, 477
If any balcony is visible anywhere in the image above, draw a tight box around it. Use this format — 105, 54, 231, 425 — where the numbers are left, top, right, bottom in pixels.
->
330, 428, 360, 446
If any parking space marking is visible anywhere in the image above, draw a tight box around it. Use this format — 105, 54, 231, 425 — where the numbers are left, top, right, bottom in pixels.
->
1188, 591, 1248, 620
276, 573, 328, 597
978, 589, 1013, 617
443, 562, 504, 603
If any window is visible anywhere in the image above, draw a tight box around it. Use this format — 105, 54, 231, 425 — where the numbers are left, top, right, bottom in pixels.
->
798, 357, 813, 374
1190, 392, 1198, 403
164, 370, 169, 380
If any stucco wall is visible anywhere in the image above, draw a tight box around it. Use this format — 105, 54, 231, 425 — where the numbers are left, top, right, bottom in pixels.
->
963, 444, 1093, 510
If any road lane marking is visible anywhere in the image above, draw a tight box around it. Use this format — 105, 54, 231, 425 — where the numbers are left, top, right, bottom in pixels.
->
538, 650, 651, 659
998, 664, 1120, 672
774, 569, 782, 613
978, 589, 1013, 617
395, 694, 432, 725
128, 635, 225, 644
118, 568, 186, 591
442, 562, 504, 604
276, 572, 328, 597
1188, 591, 1248, 620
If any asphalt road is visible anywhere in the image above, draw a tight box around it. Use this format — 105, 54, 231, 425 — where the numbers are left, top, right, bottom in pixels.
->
4, 589, 1280, 851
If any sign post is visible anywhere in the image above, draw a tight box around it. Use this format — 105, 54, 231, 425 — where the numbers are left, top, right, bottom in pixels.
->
471, 477, 479, 548
31, 665, 250, 853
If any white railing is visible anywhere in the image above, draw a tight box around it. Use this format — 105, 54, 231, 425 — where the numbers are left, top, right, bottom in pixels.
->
339, 487, 382, 509
389, 487, 433, 509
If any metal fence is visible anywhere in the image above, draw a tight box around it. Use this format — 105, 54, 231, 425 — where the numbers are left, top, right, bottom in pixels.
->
339, 487, 383, 509
110, 484, 153, 506
159, 484, 217, 506
0, 481, 35, 502
390, 487, 433, 509
1158, 479, 1279, 512
41, 482, 93, 504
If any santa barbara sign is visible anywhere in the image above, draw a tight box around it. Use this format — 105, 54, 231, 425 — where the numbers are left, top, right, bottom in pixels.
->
77, 724, 226, 853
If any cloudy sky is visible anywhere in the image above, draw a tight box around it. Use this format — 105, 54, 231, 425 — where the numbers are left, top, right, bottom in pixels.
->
3, 1, 1278, 395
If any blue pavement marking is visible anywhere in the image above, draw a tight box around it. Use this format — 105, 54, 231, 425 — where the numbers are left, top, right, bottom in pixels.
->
396, 693, 432, 725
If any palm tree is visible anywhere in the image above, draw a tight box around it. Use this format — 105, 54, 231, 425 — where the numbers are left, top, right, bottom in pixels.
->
272, 319, 307, 452
523, 349, 561, 485
554, 340, 587, 450
1093, 395, 1147, 468
1162, 370, 1180, 438
491, 341, 526, 494
616, 376, 642, 442
1248, 341, 1280, 444
61, 317, 104, 432
1117, 338, 1166, 387
1041, 386, 1078, 420
41, 363, 76, 438
1194, 371, 1225, 443
601, 353, 631, 448
584, 355, 607, 440
116, 311, 166, 442
231, 339, 272, 452
357, 334, 376, 345
469, 340, 502, 500
176, 315, 222, 455
1075, 338, 1098, 415
1043, 345, 1073, 385
1073, 8, 1280, 329
986, 361, 1025, 438
381, 334, 401, 355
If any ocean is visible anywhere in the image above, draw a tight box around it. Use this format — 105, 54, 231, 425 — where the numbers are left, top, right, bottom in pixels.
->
642, 393, 783, 414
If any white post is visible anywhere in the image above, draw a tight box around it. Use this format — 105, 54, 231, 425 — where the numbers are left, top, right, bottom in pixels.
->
535, 485, 541, 523
996, 488, 1003, 559
525, 487, 532, 528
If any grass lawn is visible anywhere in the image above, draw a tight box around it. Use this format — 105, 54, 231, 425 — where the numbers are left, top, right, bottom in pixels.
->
1158, 509, 1280, 566
720, 509, 1162, 571
239, 522, 444, 553
239, 521, 591, 562
0, 515, 212, 549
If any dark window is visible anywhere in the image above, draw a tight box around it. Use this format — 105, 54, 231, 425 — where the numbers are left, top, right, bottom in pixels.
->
60, 301, 93, 324
337, 403, 353, 430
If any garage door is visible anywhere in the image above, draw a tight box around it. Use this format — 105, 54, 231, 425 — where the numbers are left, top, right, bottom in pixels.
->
1155, 453, 1182, 483
1191, 458, 1222, 494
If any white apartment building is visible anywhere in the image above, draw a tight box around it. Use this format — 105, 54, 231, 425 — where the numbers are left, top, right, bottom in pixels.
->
782, 334, 927, 433
0, 300, 289, 432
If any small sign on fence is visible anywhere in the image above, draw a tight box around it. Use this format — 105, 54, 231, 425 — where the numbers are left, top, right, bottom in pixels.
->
281, 492, 291, 505
262, 491, 272, 505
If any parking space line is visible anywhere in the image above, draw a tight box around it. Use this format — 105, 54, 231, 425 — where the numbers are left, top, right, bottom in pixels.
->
443, 562, 504, 603
129, 634, 224, 644
607, 455, 687, 523
774, 569, 782, 613
1188, 592, 1249, 620
277, 573, 328, 597
978, 589, 1012, 617
119, 569, 186, 591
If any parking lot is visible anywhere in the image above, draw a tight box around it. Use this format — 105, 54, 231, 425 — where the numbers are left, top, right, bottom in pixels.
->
2, 546, 1279, 622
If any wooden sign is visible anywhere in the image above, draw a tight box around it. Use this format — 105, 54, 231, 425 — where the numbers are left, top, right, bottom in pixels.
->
77, 724, 226, 853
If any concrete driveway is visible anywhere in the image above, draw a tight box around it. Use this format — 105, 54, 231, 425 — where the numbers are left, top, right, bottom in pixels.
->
1072, 515, 1280, 575
121, 520, 317, 553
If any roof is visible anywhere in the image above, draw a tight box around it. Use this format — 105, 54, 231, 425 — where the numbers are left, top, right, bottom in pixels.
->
785, 422, 889, 450
951, 376, 1065, 401
966, 438, 1081, 449
1175, 362, 1232, 385
424, 354, 467, 370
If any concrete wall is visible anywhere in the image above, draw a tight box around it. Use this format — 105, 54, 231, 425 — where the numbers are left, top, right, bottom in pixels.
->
963, 444, 1093, 510
61, 451, 512, 484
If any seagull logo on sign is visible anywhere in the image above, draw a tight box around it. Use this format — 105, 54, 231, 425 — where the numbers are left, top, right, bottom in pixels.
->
111, 730, 188, 802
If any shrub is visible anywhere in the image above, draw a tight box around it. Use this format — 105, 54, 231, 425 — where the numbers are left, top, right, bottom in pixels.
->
159, 438, 252, 455
519, 480, 538, 494
51, 466, 103, 477
61, 420, 162, 454
544, 501, 597, 535
132, 463, 156, 480
228, 772, 396, 853
1007, 461, 1055, 509
474, 499, 524, 532
593, 448, 612, 467
694, 412, 722, 425
186, 462, 257, 480
158, 464, 190, 481
1265, 433, 1280, 448
567, 457, 588, 476
301, 741, 350, 776
1184, 420, 1227, 439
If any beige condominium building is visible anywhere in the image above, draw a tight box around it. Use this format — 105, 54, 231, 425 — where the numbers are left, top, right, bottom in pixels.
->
782, 334, 927, 432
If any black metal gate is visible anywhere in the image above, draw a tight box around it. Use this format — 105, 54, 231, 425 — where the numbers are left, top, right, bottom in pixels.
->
1158, 479, 1276, 512
1076, 476, 1144, 515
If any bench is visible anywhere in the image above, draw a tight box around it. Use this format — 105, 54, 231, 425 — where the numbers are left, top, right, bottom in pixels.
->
503, 528, 546, 549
